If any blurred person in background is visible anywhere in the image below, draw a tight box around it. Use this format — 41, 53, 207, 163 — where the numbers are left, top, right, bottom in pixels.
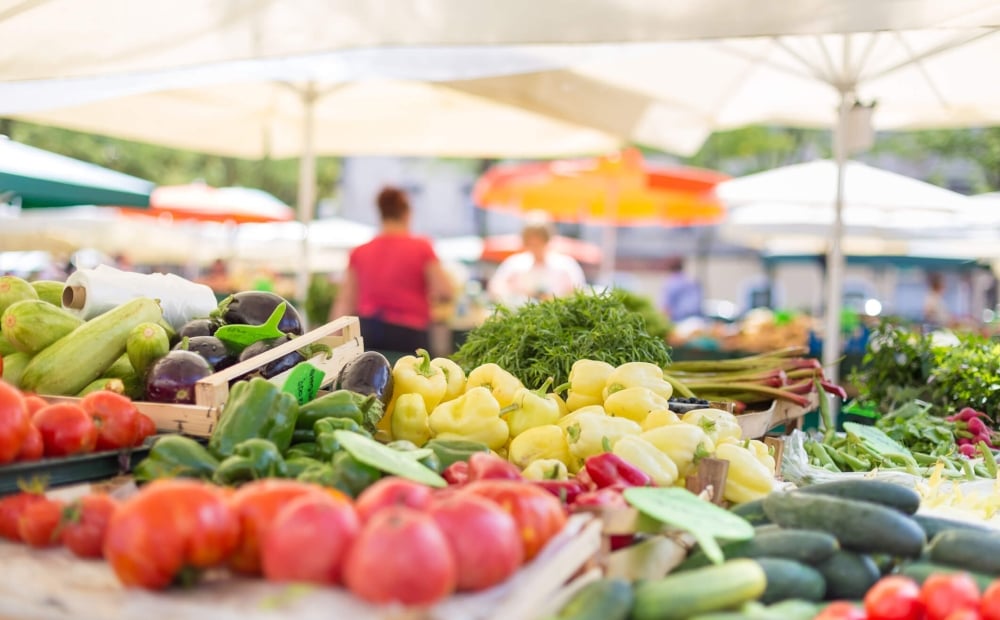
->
487, 212, 586, 307
199, 258, 234, 296
332, 186, 453, 353
923, 272, 951, 326
660, 256, 702, 322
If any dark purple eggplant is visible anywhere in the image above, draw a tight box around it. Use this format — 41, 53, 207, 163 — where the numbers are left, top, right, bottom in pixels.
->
178, 318, 225, 339
145, 350, 213, 404
334, 351, 394, 406
238, 334, 304, 379
175, 336, 237, 371
215, 292, 304, 335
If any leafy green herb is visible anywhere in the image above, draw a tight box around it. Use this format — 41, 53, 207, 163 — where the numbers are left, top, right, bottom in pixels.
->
452, 289, 672, 387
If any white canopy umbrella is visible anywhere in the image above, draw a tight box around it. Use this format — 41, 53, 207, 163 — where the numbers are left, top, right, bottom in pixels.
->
4, 0, 998, 82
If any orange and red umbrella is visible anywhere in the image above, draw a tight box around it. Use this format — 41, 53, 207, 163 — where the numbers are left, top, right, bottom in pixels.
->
121, 184, 295, 224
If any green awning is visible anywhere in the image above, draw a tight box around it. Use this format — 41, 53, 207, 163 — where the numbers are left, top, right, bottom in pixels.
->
0, 137, 152, 208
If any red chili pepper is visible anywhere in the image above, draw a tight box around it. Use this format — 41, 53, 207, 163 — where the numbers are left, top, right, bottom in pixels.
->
532, 480, 586, 505
819, 380, 848, 401
466, 452, 522, 481
571, 487, 629, 509
442, 461, 470, 485
584, 453, 652, 489
574, 467, 597, 491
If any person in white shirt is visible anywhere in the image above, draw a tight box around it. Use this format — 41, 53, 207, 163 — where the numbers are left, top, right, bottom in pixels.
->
487, 213, 587, 307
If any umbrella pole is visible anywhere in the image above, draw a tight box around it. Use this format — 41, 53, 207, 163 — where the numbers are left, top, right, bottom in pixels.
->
822, 91, 852, 414
295, 84, 318, 307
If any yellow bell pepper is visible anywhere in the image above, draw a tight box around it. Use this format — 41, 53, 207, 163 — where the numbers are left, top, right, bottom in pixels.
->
641, 424, 716, 477
504, 378, 562, 438
393, 349, 448, 412
603, 362, 673, 401
641, 409, 680, 431
556, 405, 607, 431
713, 442, 776, 504
520, 459, 570, 481
551, 391, 570, 417
613, 435, 679, 486
565, 359, 615, 411
508, 424, 572, 470
604, 387, 672, 423
681, 408, 743, 445
563, 412, 642, 464
745, 439, 777, 474
430, 357, 467, 403
428, 386, 509, 450
466, 363, 524, 408
390, 393, 432, 446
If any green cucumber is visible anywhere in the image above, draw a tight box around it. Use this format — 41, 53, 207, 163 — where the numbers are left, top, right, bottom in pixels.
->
126, 321, 170, 377
76, 377, 125, 397
928, 529, 1000, 575
30, 280, 65, 306
755, 557, 826, 604
795, 479, 920, 515
0, 275, 38, 316
815, 551, 880, 600
631, 559, 767, 620
688, 599, 820, 620
732, 498, 771, 526
1, 351, 31, 387
551, 578, 633, 620
678, 528, 839, 571
762, 492, 925, 557
2, 299, 83, 354
914, 514, 994, 540
898, 561, 995, 591
20, 297, 163, 395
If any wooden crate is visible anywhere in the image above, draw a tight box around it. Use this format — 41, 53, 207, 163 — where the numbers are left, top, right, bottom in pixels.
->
736, 391, 819, 439
44, 316, 365, 438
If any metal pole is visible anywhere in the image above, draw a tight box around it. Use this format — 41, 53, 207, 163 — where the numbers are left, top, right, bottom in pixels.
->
295, 83, 318, 307
822, 92, 852, 387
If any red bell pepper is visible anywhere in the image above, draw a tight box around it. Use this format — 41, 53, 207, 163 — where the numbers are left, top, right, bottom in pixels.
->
466, 452, 522, 482
532, 480, 586, 505
442, 461, 470, 485
584, 453, 651, 489
571, 487, 629, 509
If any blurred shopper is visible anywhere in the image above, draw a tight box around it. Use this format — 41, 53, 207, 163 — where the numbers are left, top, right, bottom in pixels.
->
487, 212, 586, 306
660, 256, 702, 321
199, 258, 234, 295
332, 186, 452, 352
923, 272, 951, 326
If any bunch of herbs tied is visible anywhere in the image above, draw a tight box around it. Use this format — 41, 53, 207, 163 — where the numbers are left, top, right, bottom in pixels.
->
452, 290, 671, 389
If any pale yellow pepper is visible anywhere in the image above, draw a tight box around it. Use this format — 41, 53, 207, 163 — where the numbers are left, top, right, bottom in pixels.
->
392, 349, 448, 411
564, 412, 642, 464
390, 393, 431, 446
713, 442, 776, 504
565, 359, 615, 411
641, 424, 715, 477
428, 386, 509, 450
613, 435, 679, 486
603, 362, 673, 401
604, 387, 672, 423
681, 408, 743, 445
504, 378, 562, 438
430, 357, 467, 403
746, 439, 777, 474
507, 424, 572, 470
466, 363, 524, 408
521, 459, 570, 481
641, 409, 680, 431
556, 405, 607, 431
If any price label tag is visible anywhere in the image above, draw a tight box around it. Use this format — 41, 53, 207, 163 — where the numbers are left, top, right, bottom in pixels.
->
282, 362, 325, 405
215, 302, 287, 350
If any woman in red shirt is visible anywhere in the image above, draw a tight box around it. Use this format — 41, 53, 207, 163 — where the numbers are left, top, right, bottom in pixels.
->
332, 186, 452, 353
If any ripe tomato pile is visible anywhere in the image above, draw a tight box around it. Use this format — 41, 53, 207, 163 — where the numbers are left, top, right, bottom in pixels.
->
0, 381, 156, 462
818, 573, 1000, 620
0, 474, 567, 606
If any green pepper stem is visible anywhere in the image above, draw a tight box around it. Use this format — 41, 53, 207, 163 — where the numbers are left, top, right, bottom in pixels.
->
553, 381, 571, 395
415, 348, 436, 377
533, 377, 555, 396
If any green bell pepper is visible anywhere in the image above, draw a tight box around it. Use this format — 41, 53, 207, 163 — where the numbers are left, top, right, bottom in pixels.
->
291, 428, 316, 445
285, 456, 324, 478
425, 438, 491, 470
314, 417, 370, 460
133, 435, 219, 482
284, 442, 320, 459
212, 438, 288, 485
330, 452, 382, 497
388, 439, 442, 473
295, 390, 377, 430
208, 377, 300, 457
296, 463, 339, 487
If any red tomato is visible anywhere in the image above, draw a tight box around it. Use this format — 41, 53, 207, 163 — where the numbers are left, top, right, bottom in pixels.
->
815, 602, 868, 620
430, 494, 524, 591
61, 494, 119, 559
23, 395, 48, 418
466, 452, 522, 481
0, 490, 47, 541
33, 403, 98, 457
866, 576, 924, 620
81, 390, 140, 451
981, 580, 1000, 620
134, 413, 157, 443
228, 479, 331, 575
921, 573, 981, 620
18, 498, 66, 548
354, 477, 433, 521
946, 609, 983, 620
261, 491, 359, 585
0, 380, 30, 464
16, 424, 43, 461
461, 479, 567, 560
103, 479, 239, 589
344, 505, 456, 605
